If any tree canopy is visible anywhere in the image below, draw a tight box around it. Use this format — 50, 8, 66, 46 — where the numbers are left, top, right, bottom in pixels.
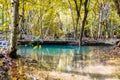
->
0, 0, 120, 40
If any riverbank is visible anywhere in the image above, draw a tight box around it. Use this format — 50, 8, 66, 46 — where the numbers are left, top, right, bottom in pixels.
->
18, 38, 120, 46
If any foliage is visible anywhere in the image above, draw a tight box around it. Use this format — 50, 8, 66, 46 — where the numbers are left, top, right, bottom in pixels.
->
0, 0, 120, 39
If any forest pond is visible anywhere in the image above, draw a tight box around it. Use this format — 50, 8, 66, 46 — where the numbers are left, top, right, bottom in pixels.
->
16, 45, 120, 80
17, 45, 110, 55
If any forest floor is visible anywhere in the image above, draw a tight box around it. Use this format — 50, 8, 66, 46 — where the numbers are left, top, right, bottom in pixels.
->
22, 57, 120, 80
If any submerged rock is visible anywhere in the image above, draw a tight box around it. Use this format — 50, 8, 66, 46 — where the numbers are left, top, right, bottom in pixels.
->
25, 59, 31, 63
25, 59, 38, 63
0, 54, 4, 58
116, 42, 120, 47
31, 60, 38, 63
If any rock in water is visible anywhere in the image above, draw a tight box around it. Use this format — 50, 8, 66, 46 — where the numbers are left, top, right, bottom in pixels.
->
0, 54, 4, 58
116, 42, 120, 47
31, 59, 37, 63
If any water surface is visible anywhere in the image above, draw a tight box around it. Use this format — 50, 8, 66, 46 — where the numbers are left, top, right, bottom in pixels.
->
17, 45, 99, 55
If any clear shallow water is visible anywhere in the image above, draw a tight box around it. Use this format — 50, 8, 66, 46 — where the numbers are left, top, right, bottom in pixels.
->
17, 45, 118, 80
17, 45, 109, 55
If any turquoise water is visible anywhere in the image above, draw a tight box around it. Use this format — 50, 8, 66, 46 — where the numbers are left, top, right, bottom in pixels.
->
17, 45, 99, 55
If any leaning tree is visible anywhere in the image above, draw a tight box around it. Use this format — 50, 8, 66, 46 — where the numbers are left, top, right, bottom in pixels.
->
9, 0, 19, 58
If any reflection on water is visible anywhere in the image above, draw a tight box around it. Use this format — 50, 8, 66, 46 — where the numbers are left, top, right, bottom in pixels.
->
17, 45, 97, 69
17, 45, 105, 69
17, 45, 118, 80
17, 45, 94, 55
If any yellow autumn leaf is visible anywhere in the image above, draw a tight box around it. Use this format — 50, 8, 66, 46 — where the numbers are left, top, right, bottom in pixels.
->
12, 77, 17, 80
18, 75, 27, 80
19, 67, 23, 75
33, 46, 39, 49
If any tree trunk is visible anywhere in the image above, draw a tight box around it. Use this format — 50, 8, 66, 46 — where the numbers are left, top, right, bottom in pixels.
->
73, 0, 82, 40
79, 0, 89, 46
9, 0, 19, 58
2, 5, 4, 25
20, 0, 25, 39
110, 21, 114, 38
44, 17, 52, 38
98, 4, 103, 39
40, 10, 43, 39
105, 20, 108, 39
39, 0, 43, 39
68, 0, 76, 40
90, 25, 94, 39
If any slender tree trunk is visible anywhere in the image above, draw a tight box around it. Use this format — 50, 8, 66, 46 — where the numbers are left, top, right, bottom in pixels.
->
2, 5, 4, 25
75, 15, 79, 39
79, 0, 89, 46
73, 0, 82, 40
19, 0, 25, 39
110, 21, 114, 38
40, 10, 43, 39
90, 14, 96, 39
98, 4, 103, 39
68, 0, 76, 40
90, 25, 94, 39
9, 0, 19, 58
98, 0, 105, 39
44, 18, 52, 38
39, 0, 43, 39
105, 20, 108, 39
